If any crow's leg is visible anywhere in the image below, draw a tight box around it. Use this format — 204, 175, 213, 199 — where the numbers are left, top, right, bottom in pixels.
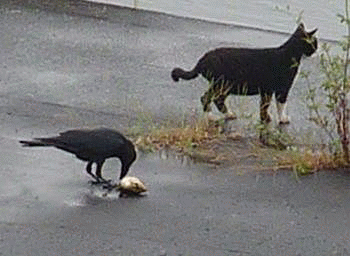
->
95, 161, 113, 186
86, 161, 103, 184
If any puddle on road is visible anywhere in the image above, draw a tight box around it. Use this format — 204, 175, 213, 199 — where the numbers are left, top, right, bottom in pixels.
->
63, 188, 120, 207
0, 136, 201, 221
61, 150, 203, 208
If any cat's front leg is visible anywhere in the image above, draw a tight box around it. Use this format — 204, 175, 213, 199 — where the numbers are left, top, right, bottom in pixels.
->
260, 94, 272, 123
276, 101, 290, 124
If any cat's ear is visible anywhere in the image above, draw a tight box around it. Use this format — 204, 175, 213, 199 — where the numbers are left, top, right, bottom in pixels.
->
308, 28, 318, 36
298, 23, 305, 30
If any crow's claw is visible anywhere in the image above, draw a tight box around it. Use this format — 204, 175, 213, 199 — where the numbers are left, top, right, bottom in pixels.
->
89, 180, 103, 185
102, 183, 117, 191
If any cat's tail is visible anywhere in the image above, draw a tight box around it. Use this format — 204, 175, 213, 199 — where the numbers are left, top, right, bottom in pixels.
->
171, 67, 199, 82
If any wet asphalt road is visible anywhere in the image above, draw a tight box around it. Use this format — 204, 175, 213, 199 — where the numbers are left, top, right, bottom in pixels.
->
0, 2, 350, 255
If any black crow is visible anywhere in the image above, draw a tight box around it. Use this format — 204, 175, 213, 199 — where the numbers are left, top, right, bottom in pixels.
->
19, 128, 136, 184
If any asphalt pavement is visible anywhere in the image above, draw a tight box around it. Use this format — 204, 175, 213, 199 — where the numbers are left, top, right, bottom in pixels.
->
0, 1, 349, 255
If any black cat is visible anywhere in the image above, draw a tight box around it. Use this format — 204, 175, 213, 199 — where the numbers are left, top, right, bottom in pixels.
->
171, 23, 318, 124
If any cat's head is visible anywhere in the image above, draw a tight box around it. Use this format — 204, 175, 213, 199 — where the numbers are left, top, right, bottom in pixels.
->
295, 23, 318, 57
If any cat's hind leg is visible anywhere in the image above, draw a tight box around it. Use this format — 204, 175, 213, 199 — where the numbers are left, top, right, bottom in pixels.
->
212, 81, 236, 120
213, 94, 236, 120
200, 85, 214, 112
201, 92, 217, 121
201, 84, 222, 121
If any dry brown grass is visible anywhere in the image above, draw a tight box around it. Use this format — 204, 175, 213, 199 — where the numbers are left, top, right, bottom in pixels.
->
274, 147, 348, 174
133, 118, 221, 152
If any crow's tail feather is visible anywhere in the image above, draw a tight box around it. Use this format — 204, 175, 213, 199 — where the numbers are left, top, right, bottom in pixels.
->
19, 140, 50, 147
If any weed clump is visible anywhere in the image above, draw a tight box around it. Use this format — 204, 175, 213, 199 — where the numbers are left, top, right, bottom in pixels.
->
303, 0, 350, 167
127, 107, 222, 153
276, 147, 346, 175
133, 119, 221, 152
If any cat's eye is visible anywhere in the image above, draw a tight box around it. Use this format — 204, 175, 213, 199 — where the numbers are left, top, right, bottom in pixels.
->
303, 37, 316, 44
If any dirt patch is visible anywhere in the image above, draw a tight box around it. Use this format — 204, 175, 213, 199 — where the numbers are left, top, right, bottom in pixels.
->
130, 116, 348, 175
131, 118, 289, 172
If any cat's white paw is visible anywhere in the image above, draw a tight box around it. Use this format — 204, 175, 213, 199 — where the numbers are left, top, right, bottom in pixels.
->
277, 102, 290, 125
278, 115, 290, 125
205, 112, 220, 122
224, 111, 237, 121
